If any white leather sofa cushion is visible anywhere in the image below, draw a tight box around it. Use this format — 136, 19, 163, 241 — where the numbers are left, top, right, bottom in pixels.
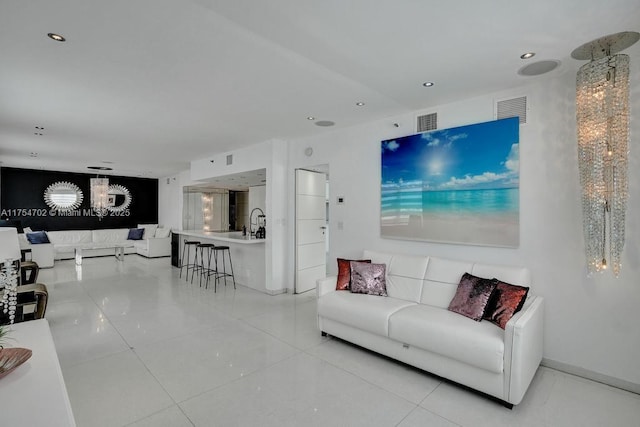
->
318, 291, 416, 336
138, 224, 158, 239
47, 230, 92, 245
388, 304, 505, 373
364, 251, 429, 303
471, 263, 531, 287
420, 257, 475, 308
92, 228, 130, 244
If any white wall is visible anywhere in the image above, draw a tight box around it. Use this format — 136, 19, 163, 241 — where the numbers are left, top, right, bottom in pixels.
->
286, 51, 640, 389
178, 139, 288, 293
159, 45, 640, 389
159, 170, 197, 230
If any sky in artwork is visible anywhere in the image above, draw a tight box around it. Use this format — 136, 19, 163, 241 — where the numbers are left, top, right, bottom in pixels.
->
381, 117, 519, 191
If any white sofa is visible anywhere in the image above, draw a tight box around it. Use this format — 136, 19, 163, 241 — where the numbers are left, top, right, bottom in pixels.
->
48, 229, 137, 260
316, 250, 544, 407
19, 227, 171, 267
18, 236, 55, 268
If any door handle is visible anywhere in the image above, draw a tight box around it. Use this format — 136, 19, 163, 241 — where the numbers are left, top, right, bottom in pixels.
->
320, 226, 327, 229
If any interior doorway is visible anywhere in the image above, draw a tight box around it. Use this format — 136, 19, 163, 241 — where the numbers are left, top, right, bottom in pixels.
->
294, 167, 328, 294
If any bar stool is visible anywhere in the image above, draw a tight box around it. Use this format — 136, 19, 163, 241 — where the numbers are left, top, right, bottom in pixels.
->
196, 243, 216, 289
179, 240, 200, 281
212, 246, 236, 291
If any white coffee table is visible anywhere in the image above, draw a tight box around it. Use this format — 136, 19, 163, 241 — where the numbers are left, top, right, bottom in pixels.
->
74, 245, 125, 265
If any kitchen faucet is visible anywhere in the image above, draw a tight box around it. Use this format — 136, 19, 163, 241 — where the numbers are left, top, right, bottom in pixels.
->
249, 208, 265, 237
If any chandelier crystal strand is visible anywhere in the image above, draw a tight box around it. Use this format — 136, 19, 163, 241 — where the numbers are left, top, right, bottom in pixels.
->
1, 261, 19, 323
576, 54, 629, 277
608, 55, 629, 277
90, 177, 110, 220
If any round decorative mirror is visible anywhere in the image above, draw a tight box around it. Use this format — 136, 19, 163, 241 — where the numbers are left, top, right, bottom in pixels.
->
43, 181, 84, 211
107, 184, 132, 212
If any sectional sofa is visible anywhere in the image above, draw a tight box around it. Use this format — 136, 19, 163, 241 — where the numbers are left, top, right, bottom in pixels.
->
316, 250, 544, 407
18, 225, 171, 267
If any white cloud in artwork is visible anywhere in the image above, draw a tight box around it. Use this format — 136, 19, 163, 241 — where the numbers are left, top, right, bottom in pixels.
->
383, 140, 400, 151
504, 143, 519, 173
421, 131, 467, 148
449, 133, 468, 143
441, 172, 507, 188
421, 133, 439, 146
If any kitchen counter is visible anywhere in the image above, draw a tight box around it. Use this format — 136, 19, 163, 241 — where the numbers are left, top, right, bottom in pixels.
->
175, 230, 266, 292
180, 230, 266, 244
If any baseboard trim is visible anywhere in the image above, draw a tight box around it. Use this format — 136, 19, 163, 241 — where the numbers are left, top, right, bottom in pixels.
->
267, 288, 288, 295
542, 358, 640, 395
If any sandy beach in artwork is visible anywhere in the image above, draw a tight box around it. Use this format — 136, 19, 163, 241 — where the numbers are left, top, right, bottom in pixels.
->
381, 212, 519, 247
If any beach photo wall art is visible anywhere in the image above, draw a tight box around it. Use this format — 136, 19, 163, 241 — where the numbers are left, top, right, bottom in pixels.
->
380, 117, 520, 247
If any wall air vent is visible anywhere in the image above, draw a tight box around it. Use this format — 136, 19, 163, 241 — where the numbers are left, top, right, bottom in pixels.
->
496, 96, 527, 124
417, 112, 437, 132
226, 154, 233, 165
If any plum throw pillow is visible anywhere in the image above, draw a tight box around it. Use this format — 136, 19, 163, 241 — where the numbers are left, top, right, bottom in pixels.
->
26, 231, 50, 244
448, 273, 497, 321
349, 262, 387, 296
127, 228, 144, 240
483, 280, 530, 329
336, 258, 371, 290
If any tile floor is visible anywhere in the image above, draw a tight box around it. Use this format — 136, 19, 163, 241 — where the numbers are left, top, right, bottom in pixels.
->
39, 255, 640, 427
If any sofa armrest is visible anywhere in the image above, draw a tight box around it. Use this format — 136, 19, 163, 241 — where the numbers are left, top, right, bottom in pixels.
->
317, 276, 337, 298
145, 237, 170, 249
504, 295, 544, 405
137, 237, 171, 257
23, 243, 55, 268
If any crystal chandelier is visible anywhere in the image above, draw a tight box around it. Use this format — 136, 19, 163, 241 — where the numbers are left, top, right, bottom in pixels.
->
90, 177, 110, 220
572, 32, 639, 277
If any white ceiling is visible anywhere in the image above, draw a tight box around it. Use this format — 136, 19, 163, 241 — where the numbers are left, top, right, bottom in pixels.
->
1, 0, 638, 178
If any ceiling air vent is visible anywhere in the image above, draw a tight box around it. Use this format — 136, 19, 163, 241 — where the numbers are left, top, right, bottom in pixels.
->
496, 96, 527, 124
417, 112, 437, 132
226, 154, 233, 165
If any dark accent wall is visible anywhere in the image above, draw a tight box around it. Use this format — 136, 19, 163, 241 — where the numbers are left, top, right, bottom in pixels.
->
0, 167, 158, 231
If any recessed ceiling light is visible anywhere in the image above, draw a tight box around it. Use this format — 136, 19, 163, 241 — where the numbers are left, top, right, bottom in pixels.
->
422, 82, 434, 87
356, 102, 365, 106
315, 120, 335, 127
47, 33, 66, 42
520, 52, 536, 59
35, 126, 45, 130
30, 152, 38, 157
34, 132, 43, 136
307, 116, 315, 120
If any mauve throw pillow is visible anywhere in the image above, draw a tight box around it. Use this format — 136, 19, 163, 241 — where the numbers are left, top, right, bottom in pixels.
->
448, 273, 497, 321
350, 262, 387, 296
483, 280, 530, 329
336, 258, 371, 290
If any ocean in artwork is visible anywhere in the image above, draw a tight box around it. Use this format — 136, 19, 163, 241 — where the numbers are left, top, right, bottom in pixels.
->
380, 117, 520, 247
381, 188, 518, 217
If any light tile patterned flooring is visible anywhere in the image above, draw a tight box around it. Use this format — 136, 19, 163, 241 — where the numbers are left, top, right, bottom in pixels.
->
39, 256, 640, 426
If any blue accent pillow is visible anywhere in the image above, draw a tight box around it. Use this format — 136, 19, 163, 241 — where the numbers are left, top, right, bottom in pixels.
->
26, 231, 50, 244
127, 228, 144, 240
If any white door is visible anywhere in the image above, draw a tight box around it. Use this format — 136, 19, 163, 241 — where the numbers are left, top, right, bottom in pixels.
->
295, 169, 327, 294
